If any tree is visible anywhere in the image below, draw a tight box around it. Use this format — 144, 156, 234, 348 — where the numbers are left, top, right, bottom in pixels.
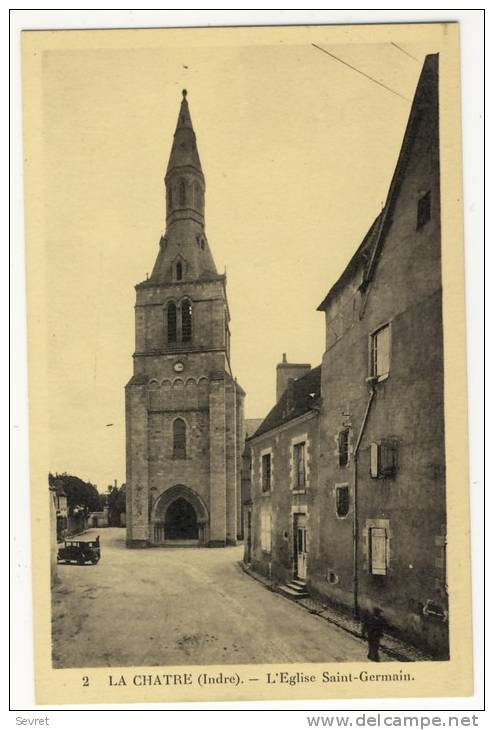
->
107, 484, 126, 526
48, 472, 102, 516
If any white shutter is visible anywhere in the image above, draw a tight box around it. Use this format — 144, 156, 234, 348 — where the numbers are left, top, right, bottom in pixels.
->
370, 527, 387, 575
376, 325, 390, 377
370, 442, 379, 478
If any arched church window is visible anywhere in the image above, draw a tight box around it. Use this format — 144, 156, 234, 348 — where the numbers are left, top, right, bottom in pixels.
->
179, 180, 186, 206
173, 418, 186, 459
167, 302, 177, 344
182, 299, 192, 343
176, 262, 183, 281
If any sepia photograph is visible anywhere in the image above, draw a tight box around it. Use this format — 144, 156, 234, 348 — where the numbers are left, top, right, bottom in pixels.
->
21, 21, 472, 704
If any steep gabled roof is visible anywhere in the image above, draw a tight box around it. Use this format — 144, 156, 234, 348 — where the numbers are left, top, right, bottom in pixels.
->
251, 366, 321, 439
317, 53, 439, 312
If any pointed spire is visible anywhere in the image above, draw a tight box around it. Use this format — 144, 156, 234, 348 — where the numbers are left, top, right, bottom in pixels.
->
166, 88, 203, 178
144, 90, 218, 286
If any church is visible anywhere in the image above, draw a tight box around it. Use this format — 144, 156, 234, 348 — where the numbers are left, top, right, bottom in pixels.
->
125, 90, 245, 548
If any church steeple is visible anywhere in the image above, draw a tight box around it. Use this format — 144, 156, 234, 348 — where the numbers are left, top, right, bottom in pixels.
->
147, 89, 218, 285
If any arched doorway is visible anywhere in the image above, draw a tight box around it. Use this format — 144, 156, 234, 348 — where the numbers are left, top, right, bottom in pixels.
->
151, 485, 209, 546
164, 497, 198, 540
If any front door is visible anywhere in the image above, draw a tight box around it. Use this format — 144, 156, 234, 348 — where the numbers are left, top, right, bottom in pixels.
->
295, 513, 308, 580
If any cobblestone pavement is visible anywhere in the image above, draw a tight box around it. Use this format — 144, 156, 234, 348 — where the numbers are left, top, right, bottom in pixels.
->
52, 528, 370, 668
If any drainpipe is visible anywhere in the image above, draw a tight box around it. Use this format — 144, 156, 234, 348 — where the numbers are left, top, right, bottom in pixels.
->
352, 380, 376, 618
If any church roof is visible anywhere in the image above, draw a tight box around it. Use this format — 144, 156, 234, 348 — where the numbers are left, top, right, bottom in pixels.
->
250, 366, 321, 440
165, 89, 204, 180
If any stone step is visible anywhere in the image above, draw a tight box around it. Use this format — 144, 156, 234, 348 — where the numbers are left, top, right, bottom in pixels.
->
291, 578, 307, 588
278, 583, 309, 600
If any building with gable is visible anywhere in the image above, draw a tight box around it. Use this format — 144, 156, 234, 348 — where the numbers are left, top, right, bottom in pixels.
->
126, 90, 245, 548
244, 54, 448, 656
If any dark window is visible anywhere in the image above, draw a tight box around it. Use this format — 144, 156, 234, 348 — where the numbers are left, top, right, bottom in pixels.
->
261, 453, 271, 492
336, 486, 350, 517
182, 299, 192, 343
167, 302, 177, 343
370, 324, 390, 380
173, 418, 186, 459
201, 238, 205, 250
176, 262, 183, 281
179, 180, 186, 206
293, 442, 306, 488
417, 190, 431, 229
370, 440, 398, 479
338, 429, 349, 467
167, 187, 173, 210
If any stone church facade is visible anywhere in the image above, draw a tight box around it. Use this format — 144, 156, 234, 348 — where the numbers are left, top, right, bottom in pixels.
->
126, 90, 245, 548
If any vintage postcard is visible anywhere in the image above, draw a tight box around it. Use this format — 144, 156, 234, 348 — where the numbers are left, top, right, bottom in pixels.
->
22, 22, 471, 704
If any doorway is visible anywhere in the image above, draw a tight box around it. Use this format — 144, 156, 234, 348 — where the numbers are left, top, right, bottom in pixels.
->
165, 497, 199, 540
294, 513, 308, 580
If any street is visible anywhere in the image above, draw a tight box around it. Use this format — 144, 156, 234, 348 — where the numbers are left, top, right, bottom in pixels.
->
52, 528, 370, 668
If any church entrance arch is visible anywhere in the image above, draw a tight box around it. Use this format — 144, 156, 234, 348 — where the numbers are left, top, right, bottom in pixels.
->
165, 498, 198, 540
152, 485, 208, 546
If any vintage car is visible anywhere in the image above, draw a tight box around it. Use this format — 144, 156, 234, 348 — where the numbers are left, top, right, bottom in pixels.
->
57, 536, 101, 565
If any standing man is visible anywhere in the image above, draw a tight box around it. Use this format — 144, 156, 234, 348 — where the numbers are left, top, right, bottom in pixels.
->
362, 607, 387, 662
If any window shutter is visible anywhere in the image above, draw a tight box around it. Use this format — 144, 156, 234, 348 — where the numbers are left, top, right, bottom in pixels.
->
370, 527, 387, 575
370, 442, 379, 478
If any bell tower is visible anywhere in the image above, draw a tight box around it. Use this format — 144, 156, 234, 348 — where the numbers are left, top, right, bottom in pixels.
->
125, 90, 245, 548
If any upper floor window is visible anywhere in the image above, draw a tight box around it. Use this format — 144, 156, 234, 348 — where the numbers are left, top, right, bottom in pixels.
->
176, 262, 183, 281
293, 442, 306, 489
179, 180, 186, 206
417, 190, 431, 230
167, 302, 177, 344
182, 299, 192, 342
167, 187, 173, 210
338, 429, 350, 467
261, 453, 272, 492
173, 418, 186, 459
370, 323, 390, 381
336, 485, 350, 517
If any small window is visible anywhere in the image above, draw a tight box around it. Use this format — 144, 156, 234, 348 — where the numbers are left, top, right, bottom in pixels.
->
370, 440, 398, 479
173, 418, 186, 459
261, 453, 271, 492
167, 187, 173, 210
176, 262, 183, 281
293, 442, 306, 489
369, 526, 388, 575
167, 302, 177, 344
261, 508, 272, 552
370, 323, 390, 380
179, 180, 186, 206
417, 191, 431, 230
336, 486, 350, 517
338, 430, 350, 467
201, 238, 205, 250
182, 299, 192, 343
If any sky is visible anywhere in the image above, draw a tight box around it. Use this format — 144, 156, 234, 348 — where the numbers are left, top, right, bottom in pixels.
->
36, 29, 435, 491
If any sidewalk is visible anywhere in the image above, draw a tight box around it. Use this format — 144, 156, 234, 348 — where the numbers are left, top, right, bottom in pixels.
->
240, 562, 434, 663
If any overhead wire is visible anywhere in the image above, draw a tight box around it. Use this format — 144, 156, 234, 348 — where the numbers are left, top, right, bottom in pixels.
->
312, 43, 412, 103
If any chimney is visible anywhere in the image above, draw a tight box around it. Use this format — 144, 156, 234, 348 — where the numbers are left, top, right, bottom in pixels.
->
276, 353, 311, 402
